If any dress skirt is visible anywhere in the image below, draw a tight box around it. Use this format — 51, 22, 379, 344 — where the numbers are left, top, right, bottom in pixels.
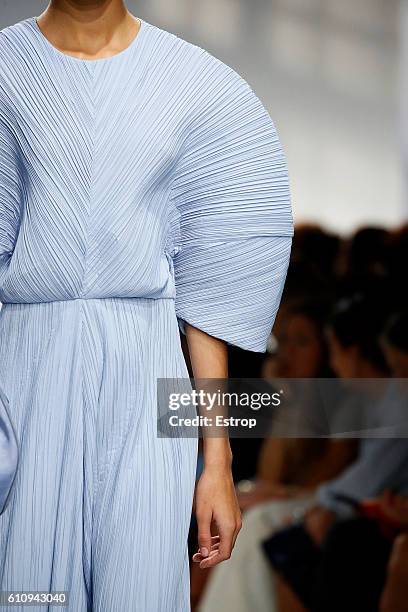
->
0, 297, 198, 611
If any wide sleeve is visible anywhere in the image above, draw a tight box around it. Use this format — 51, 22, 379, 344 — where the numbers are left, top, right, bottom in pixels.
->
170, 56, 293, 352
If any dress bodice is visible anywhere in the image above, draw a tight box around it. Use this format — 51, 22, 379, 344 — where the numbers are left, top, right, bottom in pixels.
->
0, 16, 293, 352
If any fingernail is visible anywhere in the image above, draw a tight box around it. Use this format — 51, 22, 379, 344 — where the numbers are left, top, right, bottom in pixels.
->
200, 547, 209, 557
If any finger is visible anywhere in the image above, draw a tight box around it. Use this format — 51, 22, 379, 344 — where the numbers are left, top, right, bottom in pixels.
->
199, 550, 220, 569
193, 537, 220, 554
193, 540, 221, 562
196, 511, 213, 559
201, 524, 234, 567
192, 536, 220, 555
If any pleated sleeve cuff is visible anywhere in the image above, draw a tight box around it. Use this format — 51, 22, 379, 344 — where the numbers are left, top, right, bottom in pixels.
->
175, 236, 292, 352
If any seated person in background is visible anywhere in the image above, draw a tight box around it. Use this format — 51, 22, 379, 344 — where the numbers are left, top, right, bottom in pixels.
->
295, 304, 408, 556
239, 297, 354, 511
263, 303, 408, 612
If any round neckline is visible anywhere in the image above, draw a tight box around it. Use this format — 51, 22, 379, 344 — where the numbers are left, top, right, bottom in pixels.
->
31, 15, 146, 64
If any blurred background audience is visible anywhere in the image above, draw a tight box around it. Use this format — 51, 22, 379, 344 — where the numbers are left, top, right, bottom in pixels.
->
191, 221, 408, 611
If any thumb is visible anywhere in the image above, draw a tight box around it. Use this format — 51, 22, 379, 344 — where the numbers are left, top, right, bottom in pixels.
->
197, 513, 213, 558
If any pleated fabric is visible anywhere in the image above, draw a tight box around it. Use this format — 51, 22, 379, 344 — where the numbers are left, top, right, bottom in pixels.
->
0, 298, 197, 611
171, 59, 293, 350
0, 387, 18, 514
0, 14, 293, 611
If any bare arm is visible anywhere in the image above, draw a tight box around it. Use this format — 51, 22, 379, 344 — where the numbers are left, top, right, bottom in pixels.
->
185, 323, 242, 569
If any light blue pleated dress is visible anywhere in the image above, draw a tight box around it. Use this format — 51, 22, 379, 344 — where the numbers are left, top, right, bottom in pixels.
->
0, 15, 293, 611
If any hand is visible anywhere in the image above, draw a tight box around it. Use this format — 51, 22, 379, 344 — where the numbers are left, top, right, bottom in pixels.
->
193, 465, 242, 569
304, 505, 336, 547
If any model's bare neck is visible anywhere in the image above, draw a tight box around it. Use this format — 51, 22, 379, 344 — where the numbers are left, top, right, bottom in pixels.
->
36, 1, 139, 58
46, 0, 127, 24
